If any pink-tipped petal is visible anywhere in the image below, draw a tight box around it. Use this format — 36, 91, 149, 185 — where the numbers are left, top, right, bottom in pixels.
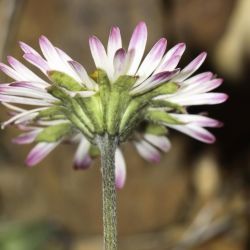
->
73, 137, 91, 170
56, 47, 73, 61
26, 142, 60, 166
12, 130, 41, 144
178, 78, 223, 95
89, 36, 111, 75
1, 107, 47, 128
7, 56, 46, 83
168, 124, 216, 144
113, 48, 127, 77
127, 22, 148, 75
19, 41, 41, 56
131, 69, 179, 95
68, 61, 96, 89
173, 52, 207, 82
39, 36, 78, 79
113, 49, 128, 79
0, 62, 23, 81
23, 53, 49, 74
115, 148, 126, 189
0, 95, 52, 106
158, 55, 181, 73
135, 38, 167, 84
107, 26, 122, 62
74, 155, 92, 170
155, 43, 186, 73
0, 86, 55, 100
144, 134, 171, 152
184, 71, 214, 85
135, 140, 161, 163
10, 81, 48, 90
170, 114, 222, 127
167, 93, 228, 106
39, 35, 60, 65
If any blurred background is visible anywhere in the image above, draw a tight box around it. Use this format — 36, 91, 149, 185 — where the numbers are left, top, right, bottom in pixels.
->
0, 0, 249, 249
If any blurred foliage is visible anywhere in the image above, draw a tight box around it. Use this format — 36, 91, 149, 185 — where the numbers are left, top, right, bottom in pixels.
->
0, 221, 63, 250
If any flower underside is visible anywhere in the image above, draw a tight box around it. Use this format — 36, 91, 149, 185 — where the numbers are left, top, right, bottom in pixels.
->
0, 21, 228, 188
44, 69, 180, 142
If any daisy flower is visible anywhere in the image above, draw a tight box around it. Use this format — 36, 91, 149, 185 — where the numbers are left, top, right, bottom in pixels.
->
0, 22, 228, 189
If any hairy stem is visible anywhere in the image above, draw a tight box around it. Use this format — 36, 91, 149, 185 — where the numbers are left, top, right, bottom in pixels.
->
97, 134, 118, 250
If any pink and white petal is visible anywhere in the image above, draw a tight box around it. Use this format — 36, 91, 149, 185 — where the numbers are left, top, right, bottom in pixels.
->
0, 63, 25, 81
173, 52, 207, 82
74, 137, 92, 170
68, 61, 97, 89
134, 140, 161, 163
10, 81, 48, 91
55, 47, 73, 61
89, 36, 111, 75
23, 53, 50, 74
183, 71, 214, 85
39, 36, 62, 66
167, 93, 228, 106
12, 129, 42, 144
17, 124, 39, 131
1, 107, 47, 128
26, 141, 60, 166
7, 56, 46, 83
115, 148, 126, 189
55, 50, 82, 82
144, 134, 171, 152
170, 113, 222, 127
113, 48, 127, 77
0, 86, 56, 100
107, 26, 122, 62
157, 55, 181, 73
40, 36, 79, 80
135, 38, 167, 85
127, 22, 147, 75
131, 69, 179, 95
0, 95, 53, 106
178, 78, 223, 95
154, 43, 186, 74
168, 124, 216, 144
19, 41, 41, 56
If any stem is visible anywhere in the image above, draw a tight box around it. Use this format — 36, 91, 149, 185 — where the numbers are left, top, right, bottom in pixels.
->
97, 134, 118, 250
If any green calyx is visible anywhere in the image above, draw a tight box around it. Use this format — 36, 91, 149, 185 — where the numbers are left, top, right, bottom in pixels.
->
106, 75, 137, 134
145, 124, 168, 135
36, 122, 72, 142
39, 69, 183, 143
48, 71, 85, 91
146, 110, 183, 125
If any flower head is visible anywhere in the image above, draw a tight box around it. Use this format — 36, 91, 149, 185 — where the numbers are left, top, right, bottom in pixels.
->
0, 22, 227, 188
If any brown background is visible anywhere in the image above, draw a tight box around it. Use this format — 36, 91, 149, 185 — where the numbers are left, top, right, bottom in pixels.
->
0, 0, 249, 249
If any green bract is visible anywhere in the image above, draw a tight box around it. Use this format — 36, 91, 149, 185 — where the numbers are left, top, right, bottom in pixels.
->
36, 70, 181, 143
36, 123, 72, 142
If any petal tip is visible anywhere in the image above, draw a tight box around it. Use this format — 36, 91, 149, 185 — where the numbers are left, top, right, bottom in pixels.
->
201, 51, 207, 57
25, 157, 36, 167
137, 21, 146, 27
7, 56, 16, 65
115, 179, 125, 189
73, 157, 92, 170
39, 35, 51, 47
223, 93, 229, 101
